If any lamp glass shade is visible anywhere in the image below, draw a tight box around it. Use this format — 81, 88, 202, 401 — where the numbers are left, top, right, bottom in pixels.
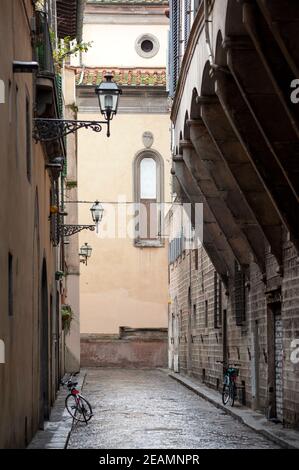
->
86, 244, 92, 258
80, 243, 92, 258
95, 73, 122, 119
90, 200, 104, 224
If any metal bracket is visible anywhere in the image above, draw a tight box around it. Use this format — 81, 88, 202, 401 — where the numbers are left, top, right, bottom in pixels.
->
33, 118, 109, 142
61, 224, 96, 237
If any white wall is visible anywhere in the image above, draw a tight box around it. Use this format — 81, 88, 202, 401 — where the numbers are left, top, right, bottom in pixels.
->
74, 23, 168, 68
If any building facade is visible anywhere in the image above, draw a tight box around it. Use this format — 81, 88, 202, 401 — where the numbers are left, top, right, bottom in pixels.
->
168, 0, 299, 428
72, 0, 171, 367
0, 0, 83, 448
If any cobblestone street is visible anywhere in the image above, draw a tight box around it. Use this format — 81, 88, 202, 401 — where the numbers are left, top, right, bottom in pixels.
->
67, 369, 280, 449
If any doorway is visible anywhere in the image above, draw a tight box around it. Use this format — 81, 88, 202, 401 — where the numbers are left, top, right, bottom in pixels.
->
55, 290, 60, 391
274, 307, 283, 421
173, 308, 180, 373
267, 293, 283, 422
39, 259, 49, 428
170, 298, 179, 373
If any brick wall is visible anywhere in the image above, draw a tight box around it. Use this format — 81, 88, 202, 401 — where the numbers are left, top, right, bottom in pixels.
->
81, 328, 168, 368
169, 240, 299, 428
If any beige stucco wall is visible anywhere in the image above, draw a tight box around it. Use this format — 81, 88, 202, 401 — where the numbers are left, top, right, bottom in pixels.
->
78, 113, 171, 334
63, 68, 81, 371
0, 0, 63, 447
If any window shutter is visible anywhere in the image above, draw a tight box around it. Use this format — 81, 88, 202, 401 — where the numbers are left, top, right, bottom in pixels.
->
184, 0, 191, 50
169, 0, 180, 97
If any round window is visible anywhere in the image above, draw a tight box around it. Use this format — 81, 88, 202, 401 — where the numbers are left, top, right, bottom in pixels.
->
141, 40, 154, 53
135, 34, 159, 58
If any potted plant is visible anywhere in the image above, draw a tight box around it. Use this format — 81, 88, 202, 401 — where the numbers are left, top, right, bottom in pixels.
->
61, 304, 73, 334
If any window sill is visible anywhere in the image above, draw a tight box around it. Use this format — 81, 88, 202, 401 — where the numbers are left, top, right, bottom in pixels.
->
134, 239, 165, 248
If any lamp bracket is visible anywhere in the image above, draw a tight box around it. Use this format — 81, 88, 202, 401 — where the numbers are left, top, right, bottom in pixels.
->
33, 118, 109, 142
61, 224, 96, 237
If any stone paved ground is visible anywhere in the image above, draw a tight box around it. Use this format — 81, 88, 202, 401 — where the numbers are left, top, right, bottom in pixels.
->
67, 368, 280, 449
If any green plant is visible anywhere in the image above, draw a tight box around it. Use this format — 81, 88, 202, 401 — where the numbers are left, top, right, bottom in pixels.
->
55, 270, 65, 280
65, 180, 78, 189
61, 304, 73, 334
52, 35, 93, 71
69, 102, 79, 114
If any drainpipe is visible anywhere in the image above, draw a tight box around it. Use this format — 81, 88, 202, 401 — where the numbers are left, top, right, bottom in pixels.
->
204, 0, 214, 65
77, 64, 85, 85
76, 0, 87, 43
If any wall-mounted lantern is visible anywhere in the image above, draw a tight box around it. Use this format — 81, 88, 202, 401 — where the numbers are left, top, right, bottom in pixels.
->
33, 74, 122, 142
95, 73, 122, 137
79, 243, 93, 266
90, 200, 104, 233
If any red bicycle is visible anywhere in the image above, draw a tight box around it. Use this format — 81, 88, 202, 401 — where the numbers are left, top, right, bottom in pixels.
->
62, 375, 93, 424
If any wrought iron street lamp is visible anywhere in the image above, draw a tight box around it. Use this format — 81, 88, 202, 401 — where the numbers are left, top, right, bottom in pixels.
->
79, 242, 93, 265
90, 200, 104, 233
95, 73, 122, 137
33, 74, 122, 142
60, 200, 104, 237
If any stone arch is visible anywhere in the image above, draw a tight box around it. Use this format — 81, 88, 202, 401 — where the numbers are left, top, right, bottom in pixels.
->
190, 87, 201, 120
215, 30, 227, 68
183, 110, 190, 141
133, 148, 164, 203
133, 148, 164, 241
177, 132, 183, 155
174, 144, 180, 156
200, 60, 215, 97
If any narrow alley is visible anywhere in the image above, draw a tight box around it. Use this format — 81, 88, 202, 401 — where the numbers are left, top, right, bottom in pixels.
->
1, 0, 299, 454
67, 369, 279, 449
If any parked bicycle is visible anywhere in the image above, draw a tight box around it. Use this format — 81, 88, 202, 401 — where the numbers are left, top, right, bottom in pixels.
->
217, 361, 240, 407
61, 374, 93, 424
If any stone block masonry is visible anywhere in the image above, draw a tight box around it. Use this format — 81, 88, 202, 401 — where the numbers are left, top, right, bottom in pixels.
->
168, 239, 299, 428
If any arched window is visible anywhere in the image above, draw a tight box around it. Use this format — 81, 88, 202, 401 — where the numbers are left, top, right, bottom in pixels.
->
134, 150, 164, 245
140, 157, 157, 199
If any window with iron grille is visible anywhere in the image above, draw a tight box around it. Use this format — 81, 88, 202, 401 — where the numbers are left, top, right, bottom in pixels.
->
168, 229, 184, 264
234, 261, 246, 325
214, 271, 222, 328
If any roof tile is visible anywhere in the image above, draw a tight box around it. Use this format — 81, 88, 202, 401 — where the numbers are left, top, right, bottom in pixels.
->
88, 1, 168, 4
75, 67, 167, 87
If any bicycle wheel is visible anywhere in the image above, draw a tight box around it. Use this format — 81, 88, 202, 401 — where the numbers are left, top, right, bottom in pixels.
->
228, 383, 236, 407
222, 384, 230, 405
65, 394, 93, 422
